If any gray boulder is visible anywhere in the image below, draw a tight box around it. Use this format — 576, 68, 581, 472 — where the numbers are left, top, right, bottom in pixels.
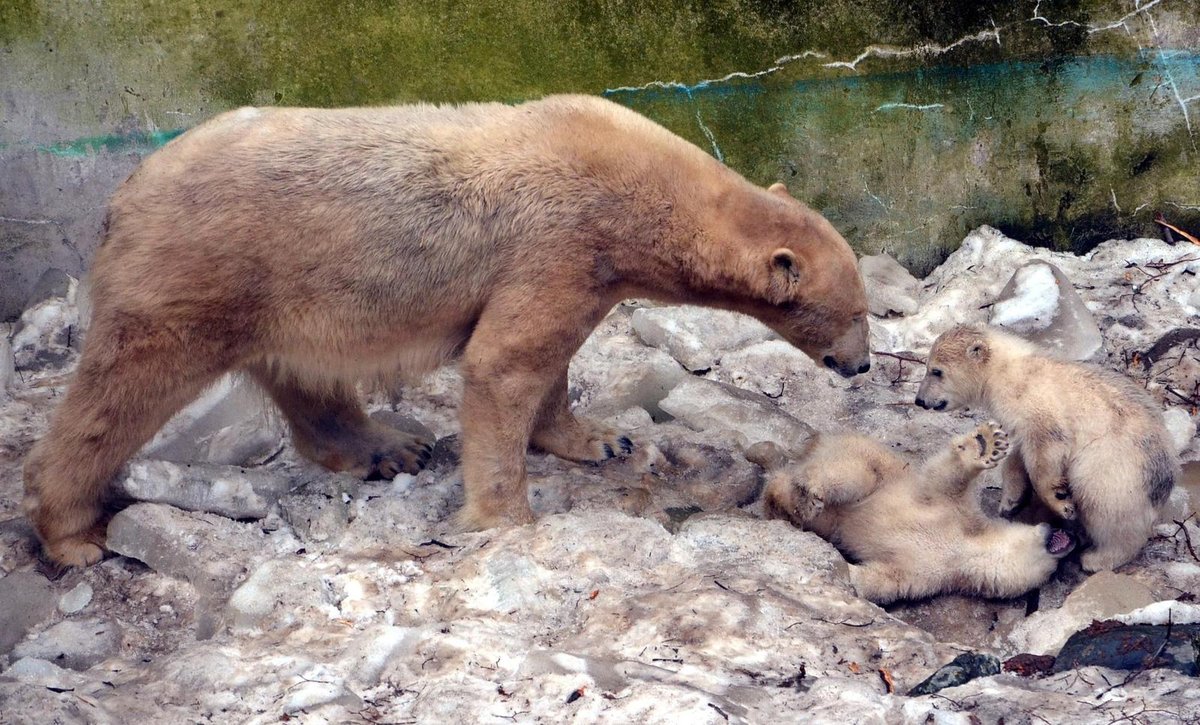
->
631, 306, 772, 372
860, 252, 921, 317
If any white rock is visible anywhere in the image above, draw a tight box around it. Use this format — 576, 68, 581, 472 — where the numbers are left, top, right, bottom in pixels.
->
3, 657, 89, 690
106, 503, 275, 598
631, 306, 773, 372
57, 582, 93, 614
227, 559, 335, 633
860, 252, 921, 317
12, 617, 121, 670
989, 261, 1103, 360
571, 333, 686, 421
1163, 407, 1197, 456
718, 339, 817, 398
1115, 599, 1200, 626
11, 280, 80, 371
114, 459, 304, 520
658, 378, 814, 454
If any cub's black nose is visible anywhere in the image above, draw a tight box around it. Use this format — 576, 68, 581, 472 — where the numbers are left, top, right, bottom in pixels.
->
857, 362, 870, 374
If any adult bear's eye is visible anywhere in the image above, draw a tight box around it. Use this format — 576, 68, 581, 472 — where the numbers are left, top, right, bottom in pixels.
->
930, 368, 943, 377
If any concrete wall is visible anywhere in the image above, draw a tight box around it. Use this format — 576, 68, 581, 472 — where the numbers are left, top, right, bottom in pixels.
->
2, 0, 1198, 320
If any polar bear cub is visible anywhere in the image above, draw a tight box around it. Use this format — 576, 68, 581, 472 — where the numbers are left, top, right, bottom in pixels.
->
764, 422, 1074, 604
916, 325, 1178, 572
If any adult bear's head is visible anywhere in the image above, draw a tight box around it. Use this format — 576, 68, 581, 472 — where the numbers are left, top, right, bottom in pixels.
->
727, 182, 871, 378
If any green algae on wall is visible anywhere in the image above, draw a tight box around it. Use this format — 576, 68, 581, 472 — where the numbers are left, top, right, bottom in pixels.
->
2, 0, 1199, 318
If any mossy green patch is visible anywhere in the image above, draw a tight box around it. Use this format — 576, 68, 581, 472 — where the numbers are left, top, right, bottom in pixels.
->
0, 0, 40, 42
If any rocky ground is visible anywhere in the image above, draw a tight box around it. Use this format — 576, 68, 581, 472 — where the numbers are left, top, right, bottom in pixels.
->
2, 226, 1200, 724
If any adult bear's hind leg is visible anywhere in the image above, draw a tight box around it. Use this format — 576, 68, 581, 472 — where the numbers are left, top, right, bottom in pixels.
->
24, 315, 229, 567
246, 364, 433, 479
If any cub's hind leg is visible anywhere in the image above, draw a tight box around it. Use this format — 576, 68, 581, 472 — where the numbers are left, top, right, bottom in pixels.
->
246, 364, 433, 479
24, 314, 231, 567
765, 435, 896, 526
1023, 444, 1076, 521
530, 374, 633, 463
848, 562, 931, 604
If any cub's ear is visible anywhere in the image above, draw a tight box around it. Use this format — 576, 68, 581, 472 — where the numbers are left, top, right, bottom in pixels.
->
768, 182, 791, 199
771, 247, 801, 282
967, 339, 989, 361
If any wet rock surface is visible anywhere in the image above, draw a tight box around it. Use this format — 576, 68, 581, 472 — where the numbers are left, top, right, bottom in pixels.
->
1053, 621, 1200, 677
908, 653, 1000, 696
1, 227, 1199, 721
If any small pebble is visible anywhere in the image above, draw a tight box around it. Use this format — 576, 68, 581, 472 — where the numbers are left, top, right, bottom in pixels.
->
57, 582, 93, 614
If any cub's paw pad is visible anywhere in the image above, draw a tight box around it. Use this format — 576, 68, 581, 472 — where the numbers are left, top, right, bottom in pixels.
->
969, 421, 1009, 468
1045, 528, 1076, 558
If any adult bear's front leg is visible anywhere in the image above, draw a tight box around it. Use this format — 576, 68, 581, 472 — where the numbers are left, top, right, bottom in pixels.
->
455, 285, 609, 530
530, 374, 634, 463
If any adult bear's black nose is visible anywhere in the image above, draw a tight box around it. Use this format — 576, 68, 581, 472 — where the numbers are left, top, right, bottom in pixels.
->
915, 397, 929, 409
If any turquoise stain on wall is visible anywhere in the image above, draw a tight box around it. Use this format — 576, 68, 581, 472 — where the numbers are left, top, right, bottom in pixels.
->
20, 52, 1199, 272
32, 129, 186, 158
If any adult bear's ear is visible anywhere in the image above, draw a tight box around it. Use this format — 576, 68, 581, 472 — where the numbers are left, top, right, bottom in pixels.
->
768, 182, 791, 199
770, 247, 802, 284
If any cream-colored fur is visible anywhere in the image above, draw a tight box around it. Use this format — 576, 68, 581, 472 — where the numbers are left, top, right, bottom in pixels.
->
764, 422, 1069, 604
916, 325, 1179, 572
23, 95, 871, 566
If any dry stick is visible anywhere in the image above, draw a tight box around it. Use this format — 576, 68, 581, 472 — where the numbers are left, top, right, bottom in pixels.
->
873, 351, 926, 365
1094, 613, 1173, 701
874, 351, 926, 384
1154, 215, 1200, 246
1172, 515, 1200, 563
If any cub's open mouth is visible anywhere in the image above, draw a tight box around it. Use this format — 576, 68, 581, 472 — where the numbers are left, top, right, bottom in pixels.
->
1046, 528, 1076, 557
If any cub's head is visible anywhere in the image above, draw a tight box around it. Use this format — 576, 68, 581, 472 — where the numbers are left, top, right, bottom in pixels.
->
916, 325, 993, 411
750, 183, 871, 378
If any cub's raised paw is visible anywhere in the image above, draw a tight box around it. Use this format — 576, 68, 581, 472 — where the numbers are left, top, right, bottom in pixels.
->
955, 421, 1009, 469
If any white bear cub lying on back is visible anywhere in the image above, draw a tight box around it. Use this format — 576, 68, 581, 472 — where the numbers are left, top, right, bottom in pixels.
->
763, 421, 1075, 604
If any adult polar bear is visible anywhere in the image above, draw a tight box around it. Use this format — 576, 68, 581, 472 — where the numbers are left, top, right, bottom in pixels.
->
24, 95, 871, 567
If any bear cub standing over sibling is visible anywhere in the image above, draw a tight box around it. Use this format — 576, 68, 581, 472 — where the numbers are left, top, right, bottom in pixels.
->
764, 421, 1075, 604
917, 325, 1178, 572
23, 94, 871, 567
